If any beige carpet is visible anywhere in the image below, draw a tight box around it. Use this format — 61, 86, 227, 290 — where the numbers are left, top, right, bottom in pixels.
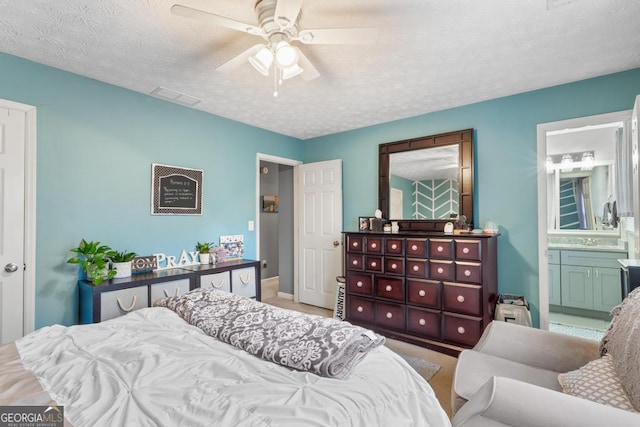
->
262, 295, 457, 419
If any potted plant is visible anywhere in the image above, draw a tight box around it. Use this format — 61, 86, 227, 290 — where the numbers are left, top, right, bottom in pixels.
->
67, 239, 116, 285
195, 241, 214, 264
110, 250, 137, 279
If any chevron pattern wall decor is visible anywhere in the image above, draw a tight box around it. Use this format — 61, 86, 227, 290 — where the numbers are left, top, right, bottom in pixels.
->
412, 179, 458, 219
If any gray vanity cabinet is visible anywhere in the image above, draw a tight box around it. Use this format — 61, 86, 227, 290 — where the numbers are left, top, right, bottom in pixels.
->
559, 250, 622, 312
548, 250, 561, 306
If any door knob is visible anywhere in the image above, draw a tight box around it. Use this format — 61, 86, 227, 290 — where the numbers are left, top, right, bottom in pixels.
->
333, 240, 340, 247
4, 263, 19, 273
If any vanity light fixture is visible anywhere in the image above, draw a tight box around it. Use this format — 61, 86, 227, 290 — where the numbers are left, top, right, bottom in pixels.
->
560, 154, 574, 172
547, 150, 596, 172
581, 151, 595, 171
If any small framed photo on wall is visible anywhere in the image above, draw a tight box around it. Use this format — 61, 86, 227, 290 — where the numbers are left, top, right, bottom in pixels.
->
358, 217, 370, 231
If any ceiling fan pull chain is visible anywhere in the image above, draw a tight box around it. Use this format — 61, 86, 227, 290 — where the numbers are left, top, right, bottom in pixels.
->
273, 65, 279, 97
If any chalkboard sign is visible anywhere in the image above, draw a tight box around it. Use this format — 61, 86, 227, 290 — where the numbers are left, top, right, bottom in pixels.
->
151, 163, 203, 215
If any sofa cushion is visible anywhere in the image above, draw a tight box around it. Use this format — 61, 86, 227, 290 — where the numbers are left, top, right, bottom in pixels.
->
600, 287, 640, 411
453, 349, 562, 402
558, 354, 637, 412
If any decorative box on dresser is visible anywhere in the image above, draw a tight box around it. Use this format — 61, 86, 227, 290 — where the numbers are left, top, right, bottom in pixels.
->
79, 259, 261, 324
344, 231, 498, 356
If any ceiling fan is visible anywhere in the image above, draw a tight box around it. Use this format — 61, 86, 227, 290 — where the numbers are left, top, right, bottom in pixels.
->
171, 0, 378, 95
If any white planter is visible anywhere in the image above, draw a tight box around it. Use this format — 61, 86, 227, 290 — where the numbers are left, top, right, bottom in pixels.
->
112, 261, 132, 279
199, 253, 210, 264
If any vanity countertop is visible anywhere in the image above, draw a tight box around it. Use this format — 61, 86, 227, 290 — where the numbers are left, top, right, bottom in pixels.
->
547, 243, 628, 253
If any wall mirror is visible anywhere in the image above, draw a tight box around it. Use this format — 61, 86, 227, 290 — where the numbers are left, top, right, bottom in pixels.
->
546, 121, 625, 234
379, 129, 474, 231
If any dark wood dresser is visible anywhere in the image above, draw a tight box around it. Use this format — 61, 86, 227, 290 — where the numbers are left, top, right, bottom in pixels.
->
344, 231, 498, 355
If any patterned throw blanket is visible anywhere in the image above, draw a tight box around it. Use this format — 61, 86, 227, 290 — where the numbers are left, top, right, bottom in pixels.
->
153, 288, 385, 379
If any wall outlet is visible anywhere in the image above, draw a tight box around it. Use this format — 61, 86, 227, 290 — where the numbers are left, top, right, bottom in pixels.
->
262, 260, 267, 268
248, 220, 254, 231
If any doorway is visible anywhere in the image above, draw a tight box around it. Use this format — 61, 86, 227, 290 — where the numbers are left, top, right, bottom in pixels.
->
537, 110, 632, 338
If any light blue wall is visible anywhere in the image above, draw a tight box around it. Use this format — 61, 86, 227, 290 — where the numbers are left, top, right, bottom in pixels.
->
303, 67, 640, 324
0, 53, 302, 328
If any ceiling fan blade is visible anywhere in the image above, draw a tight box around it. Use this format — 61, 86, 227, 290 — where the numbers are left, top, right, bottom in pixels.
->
295, 48, 320, 81
274, 0, 304, 28
171, 4, 265, 36
297, 28, 378, 45
216, 44, 265, 73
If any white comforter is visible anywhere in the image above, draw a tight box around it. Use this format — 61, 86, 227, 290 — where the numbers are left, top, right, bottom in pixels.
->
16, 307, 450, 427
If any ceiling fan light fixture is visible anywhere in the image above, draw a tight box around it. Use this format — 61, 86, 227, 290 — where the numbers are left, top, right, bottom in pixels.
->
275, 41, 298, 68
281, 63, 304, 80
248, 47, 273, 76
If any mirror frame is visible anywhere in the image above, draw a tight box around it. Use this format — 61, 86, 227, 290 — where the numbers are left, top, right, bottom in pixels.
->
379, 128, 474, 231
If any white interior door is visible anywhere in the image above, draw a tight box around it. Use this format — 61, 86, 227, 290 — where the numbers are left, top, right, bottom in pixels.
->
0, 107, 26, 344
296, 159, 343, 309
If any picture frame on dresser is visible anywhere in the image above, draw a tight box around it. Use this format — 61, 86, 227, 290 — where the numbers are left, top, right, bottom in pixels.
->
358, 217, 370, 231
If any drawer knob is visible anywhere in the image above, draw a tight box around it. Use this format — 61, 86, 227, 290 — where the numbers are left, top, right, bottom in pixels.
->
463, 247, 470, 254
413, 265, 419, 272
357, 306, 364, 313
418, 289, 426, 297
457, 326, 466, 334
370, 261, 377, 267
210, 280, 224, 289
419, 318, 426, 326
356, 281, 363, 288
386, 312, 393, 319
391, 263, 397, 269
371, 243, 377, 249
391, 243, 398, 250
411, 244, 418, 251
437, 267, 444, 274
352, 259, 359, 266
464, 270, 471, 277
117, 295, 137, 313
353, 241, 359, 247
457, 295, 465, 303
437, 246, 444, 252
385, 285, 392, 292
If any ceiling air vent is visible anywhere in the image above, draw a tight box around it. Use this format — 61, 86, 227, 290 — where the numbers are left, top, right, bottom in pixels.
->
150, 87, 201, 107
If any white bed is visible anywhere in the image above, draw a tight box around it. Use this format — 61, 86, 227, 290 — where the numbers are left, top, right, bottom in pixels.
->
2, 305, 450, 426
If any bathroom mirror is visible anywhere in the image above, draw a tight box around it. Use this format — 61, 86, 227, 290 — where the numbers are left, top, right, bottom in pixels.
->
546, 122, 623, 232
379, 129, 473, 231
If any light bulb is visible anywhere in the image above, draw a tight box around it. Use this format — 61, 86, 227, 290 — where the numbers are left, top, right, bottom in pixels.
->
275, 41, 298, 68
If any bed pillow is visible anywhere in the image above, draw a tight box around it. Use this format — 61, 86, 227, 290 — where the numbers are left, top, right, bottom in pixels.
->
558, 354, 637, 412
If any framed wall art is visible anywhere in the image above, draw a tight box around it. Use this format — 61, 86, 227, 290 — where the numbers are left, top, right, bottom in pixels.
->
151, 163, 203, 215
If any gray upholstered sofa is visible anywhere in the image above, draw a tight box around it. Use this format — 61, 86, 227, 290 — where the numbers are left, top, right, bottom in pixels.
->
451, 288, 640, 427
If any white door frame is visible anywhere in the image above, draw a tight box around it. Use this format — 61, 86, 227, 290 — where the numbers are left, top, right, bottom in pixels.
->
256, 153, 302, 299
0, 98, 37, 335
537, 110, 631, 330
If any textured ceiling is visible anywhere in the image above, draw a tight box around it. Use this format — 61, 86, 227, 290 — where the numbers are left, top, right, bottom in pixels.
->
1, 0, 639, 139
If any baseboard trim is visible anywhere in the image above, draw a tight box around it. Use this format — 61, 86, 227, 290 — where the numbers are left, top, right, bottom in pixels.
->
277, 292, 294, 300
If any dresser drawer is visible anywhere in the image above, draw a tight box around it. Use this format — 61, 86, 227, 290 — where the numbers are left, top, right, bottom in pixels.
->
443, 283, 482, 316
406, 258, 428, 278
385, 238, 404, 255
366, 255, 383, 272
406, 239, 428, 257
430, 260, 455, 281
348, 296, 375, 323
429, 238, 453, 259
199, 271, 231, 292
347, 235, 364, 253
407, 307, 441, 339
385, 257, 405, 275
456, 239, 482, 261
375, 276, 404, 301
150, 278, 191, 303
347, 273, 373, 296
375, 301, 405, 330
456, 261, 482, 284
232, 267, 256, 298
366, 237, 383, 253
347, 254, 365, 271
100, 286, 149, 322
407, 279, 440, 308
442, 313, 483, 347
